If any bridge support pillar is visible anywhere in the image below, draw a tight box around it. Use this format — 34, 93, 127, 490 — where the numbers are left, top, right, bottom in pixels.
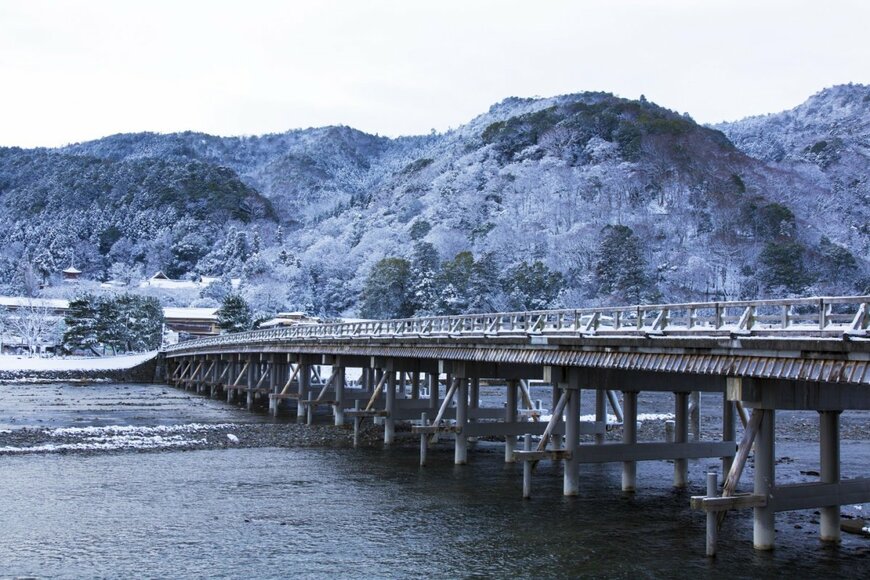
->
227, 358, 238, 403
595, 388, 607, 445
385, 371, 396, 445
689, 391, 701, 441
551, 385, 562, 449
622, 390, 638, 492
455, 378, 468, 464
297, 364, 310, 423
564, 385, 580, 496
820, 410, 841, 543
246, 357, 255, 411
334, 367, 346, 426
505, 379, 518, 463
412, 372, 420, 400
428, 373, 439, 415
753, 409, 776, 550
674, 391, 689, 488
722, 395, 736, 475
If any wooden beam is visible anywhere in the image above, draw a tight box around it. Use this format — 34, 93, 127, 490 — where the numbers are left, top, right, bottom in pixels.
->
536, 390, 569, 452
571, 441, 735, 463
691, 494, 767, 512
231, 361, 250, 387
718, 408, 763, 527
363, 371, 389, 412
280, 364, 300, 395
771, 479, 870, 512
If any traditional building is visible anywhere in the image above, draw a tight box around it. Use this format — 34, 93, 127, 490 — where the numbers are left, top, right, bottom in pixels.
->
62, 266, 81, 282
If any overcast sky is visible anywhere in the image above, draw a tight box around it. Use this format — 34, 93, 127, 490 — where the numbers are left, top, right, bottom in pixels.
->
1, 0, 868, 148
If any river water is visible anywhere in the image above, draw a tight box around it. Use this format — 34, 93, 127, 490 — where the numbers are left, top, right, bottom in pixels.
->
1, 382, 868, 578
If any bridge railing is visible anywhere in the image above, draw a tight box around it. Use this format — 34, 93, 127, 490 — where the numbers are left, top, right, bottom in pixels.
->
163, 295, 870, 354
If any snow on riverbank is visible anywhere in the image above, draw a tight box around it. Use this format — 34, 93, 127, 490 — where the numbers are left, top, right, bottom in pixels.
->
0, 351, 157, 372
0, 423, 234, 454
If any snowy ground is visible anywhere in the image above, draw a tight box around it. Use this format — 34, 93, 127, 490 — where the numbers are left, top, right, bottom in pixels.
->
0, 351, 157, 372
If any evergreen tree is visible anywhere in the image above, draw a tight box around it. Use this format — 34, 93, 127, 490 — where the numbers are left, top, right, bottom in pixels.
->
359, 258, 413, 319
469, 252, 500, 312
436, 251, 475, 314
502, 260, 563, 311
594, 225, 653, 303
410, 242, 440, 315
217, 294, 253, 333
758, 240, 811, 293
63, 294, 101, 355
113, 294, 164, 351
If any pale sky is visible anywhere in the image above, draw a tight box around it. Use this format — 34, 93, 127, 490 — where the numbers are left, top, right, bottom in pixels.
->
1, 0, 868, 148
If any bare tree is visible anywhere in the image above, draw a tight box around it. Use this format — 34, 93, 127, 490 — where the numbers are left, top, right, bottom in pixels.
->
8, 300, 62, 356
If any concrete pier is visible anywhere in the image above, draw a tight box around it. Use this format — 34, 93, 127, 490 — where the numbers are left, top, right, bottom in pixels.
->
753, 409, 775, 551
455, 378, 468, 465
564, 386, 580, 496
385, 371, 396, 445
622, 391, 638, 492
505, 379, 518, 463
674, 392, 689, 488
819, 410, 841, 543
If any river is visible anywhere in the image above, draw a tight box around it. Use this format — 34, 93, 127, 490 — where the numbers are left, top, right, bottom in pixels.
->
0, 381, 868, 578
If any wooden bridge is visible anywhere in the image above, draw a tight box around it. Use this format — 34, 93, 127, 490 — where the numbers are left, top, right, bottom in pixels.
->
162, 295, 870, 556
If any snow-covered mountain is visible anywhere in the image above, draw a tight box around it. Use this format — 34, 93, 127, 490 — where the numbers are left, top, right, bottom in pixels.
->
715, 84, 870, 255
0, 87, 867, 317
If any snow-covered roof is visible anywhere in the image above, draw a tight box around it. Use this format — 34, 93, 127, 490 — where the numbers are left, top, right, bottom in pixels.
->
0, 296, 70, 309
139, 274, 241, 290
163, 307, 218, 321
63, 266, 81, 274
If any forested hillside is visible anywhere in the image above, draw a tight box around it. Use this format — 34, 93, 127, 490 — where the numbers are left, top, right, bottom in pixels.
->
1, 87, 866, 318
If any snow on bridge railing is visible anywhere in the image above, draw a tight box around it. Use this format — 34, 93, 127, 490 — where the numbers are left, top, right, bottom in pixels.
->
163, 295, 870, 354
